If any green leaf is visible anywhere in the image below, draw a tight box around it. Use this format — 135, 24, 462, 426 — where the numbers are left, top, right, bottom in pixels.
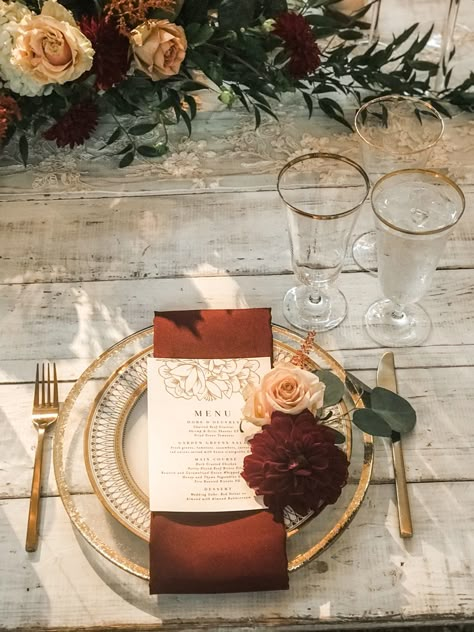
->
263, 0, 287, 17
319, 98, 353, 130
370, 387, 416, 434
180, 80, 209, 92
302, 91, 313, 118
136, 143, 168, 157
193, 24, 214, 46
184, 22, 201, 43
339, 29, 364, 41
353, 408, 393, 437
115, 143, 133, 155
315, 370, 345, 407
181, 108, 192, 136
119, 151, 134, 168
391, 22, 419, 48
408, 60, 438, 73
429, 100, 451, 118
253, 104, 261, 129
106, 127, 122, 146
219, 0, 255, 31
128, 123, 157, 136
255, 102, 279, 121
331, 428, 346, 444
305, 14, 340, 28
19, 134, 28, 167
184, 95, 197, 119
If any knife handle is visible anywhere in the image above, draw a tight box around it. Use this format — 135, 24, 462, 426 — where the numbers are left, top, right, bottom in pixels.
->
391, 438, 413, 538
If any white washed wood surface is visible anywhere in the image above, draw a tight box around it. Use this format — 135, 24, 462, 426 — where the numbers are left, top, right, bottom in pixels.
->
1, 0, 474, 625
0, 185, 474, 284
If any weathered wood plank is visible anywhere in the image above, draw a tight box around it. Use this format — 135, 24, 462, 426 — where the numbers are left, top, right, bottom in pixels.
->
0, 185, 473, 284
1, 483, 473, 630
1, 273, 473, 370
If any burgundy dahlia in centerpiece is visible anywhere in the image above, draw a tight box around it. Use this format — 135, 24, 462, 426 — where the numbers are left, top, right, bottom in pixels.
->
242, 409, 349, 518
273, 12, 321, 78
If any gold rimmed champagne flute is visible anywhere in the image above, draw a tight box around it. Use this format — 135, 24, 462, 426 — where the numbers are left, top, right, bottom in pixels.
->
277, 153, 370, 333
365, 169, 465, 347
352, 95, 444, 274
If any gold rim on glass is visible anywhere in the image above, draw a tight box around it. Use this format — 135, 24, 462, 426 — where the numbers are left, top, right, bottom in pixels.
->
354, 94, 445, 157
54, 324, 374, 579
371, 168, 466, 236
277, 152, 370, 220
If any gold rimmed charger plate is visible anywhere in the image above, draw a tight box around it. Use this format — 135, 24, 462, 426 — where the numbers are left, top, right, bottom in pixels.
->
54, 324, 373, 579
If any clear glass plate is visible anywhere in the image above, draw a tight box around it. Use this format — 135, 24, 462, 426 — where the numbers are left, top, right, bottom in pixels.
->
54, 324, 374, 579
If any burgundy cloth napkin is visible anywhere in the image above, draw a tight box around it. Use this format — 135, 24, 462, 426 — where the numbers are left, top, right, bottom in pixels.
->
149, 308, 289, 594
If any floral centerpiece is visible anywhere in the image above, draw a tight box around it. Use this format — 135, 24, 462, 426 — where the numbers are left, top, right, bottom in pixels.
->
0, 0, 472, 166
240, 333, 416, 520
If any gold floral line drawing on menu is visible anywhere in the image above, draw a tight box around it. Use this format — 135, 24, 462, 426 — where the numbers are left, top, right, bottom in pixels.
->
157, 358, 262, 401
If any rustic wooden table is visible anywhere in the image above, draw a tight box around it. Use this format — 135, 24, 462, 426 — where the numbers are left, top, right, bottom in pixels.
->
1, 3, 473, 629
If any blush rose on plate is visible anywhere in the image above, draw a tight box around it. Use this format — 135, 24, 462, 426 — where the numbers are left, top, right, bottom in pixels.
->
243, 361, 326, 426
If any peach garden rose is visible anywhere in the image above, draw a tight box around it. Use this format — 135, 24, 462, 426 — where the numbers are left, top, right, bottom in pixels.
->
130, 19, 187, 81
243, 362, 326, 426
11, 0, 94, 86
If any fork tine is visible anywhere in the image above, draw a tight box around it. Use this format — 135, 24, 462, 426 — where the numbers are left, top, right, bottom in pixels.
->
34, 364, 39, 407
47, 364, 51, 406
41, 363, 45, 406
53, 363, 59, 407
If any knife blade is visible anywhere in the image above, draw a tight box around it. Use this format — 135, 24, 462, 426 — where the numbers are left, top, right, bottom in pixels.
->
377, 352, 413, 538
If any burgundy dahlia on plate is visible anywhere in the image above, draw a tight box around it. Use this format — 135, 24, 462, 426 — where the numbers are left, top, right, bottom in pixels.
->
242, 409, 348, 518
43, 101, 99, 148
80, 16, 131, 91
273, 12, 321, 78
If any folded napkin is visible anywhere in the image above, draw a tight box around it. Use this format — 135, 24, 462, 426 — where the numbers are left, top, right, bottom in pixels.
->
149, 308, 289, 594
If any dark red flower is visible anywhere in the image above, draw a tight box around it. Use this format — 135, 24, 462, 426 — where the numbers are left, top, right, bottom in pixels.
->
80, 16, 130, 91
43, 101, 99, 148
0, 95, 21, 143
273, 12, 321, 78
242, 410, 348, 518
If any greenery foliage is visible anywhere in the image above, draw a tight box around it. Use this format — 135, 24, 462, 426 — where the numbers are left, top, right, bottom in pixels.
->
3, 0, 473, 166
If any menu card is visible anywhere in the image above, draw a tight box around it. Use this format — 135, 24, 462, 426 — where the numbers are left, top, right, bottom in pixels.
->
147, 356, 271, 512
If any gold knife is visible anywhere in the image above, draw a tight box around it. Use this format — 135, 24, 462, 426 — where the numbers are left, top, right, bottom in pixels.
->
377, 352, 413, 538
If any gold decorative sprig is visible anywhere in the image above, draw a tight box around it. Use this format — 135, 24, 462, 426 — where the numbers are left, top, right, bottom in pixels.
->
291, 330, 316, 369
104, 0, 176, 35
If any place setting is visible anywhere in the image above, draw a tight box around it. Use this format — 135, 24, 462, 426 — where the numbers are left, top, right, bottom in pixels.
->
25, 102, 466, 591
2, 0, 472, 627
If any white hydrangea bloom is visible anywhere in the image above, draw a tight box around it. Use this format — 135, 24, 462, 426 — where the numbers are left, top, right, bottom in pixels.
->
0, 0, 46, 97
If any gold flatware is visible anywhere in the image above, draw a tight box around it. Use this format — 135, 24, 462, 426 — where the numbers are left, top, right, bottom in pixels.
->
25, 363, 59, 552
377, 352, 413, 538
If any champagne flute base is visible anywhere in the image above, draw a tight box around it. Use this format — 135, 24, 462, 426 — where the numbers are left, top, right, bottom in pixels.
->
283, 285, 347, 333
365, 299, 432, 347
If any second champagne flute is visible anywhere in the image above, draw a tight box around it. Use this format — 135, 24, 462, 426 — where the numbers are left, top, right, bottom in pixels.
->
352, 95, 444, 273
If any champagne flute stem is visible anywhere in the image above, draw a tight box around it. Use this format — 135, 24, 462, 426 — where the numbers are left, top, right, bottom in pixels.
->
390, 303, 406, 320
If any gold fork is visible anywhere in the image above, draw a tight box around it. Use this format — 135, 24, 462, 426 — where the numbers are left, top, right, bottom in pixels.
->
25, 363, 59, 552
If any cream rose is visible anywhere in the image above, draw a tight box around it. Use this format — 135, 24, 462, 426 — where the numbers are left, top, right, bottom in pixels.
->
243, 362, 326, 426
130, 19, 187, 81
11, 0, 94, 86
